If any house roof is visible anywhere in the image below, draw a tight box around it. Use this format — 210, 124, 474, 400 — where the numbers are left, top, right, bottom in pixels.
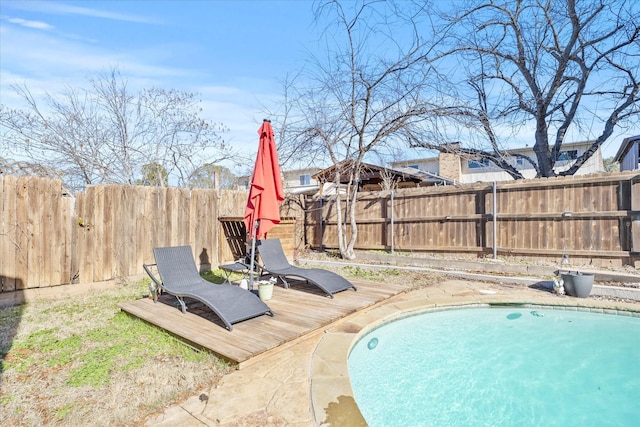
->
312, 159, 452, 186
281, 167, 322, 177
391, 166, 455, 185
312, 160, 418, 183
614, 135, 640, 162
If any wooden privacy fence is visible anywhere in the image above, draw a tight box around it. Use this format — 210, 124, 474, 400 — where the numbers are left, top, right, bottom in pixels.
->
303, 171, 640, 267
2, 171, 638, 292
0, 176, 257, 293
0, 176, 73, 293
74, 185, 221, 285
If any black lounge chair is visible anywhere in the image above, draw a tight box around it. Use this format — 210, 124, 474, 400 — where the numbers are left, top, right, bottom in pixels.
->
256, 238, 357, 298
143, 245, 273, 331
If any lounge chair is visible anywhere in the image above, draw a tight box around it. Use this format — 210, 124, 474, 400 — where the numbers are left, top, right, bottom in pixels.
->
143, 246, 273, 331
256, 238, 357, 298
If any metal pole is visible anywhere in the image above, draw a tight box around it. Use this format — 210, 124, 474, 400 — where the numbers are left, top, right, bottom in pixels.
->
493, 181, 497, 260
320, 197, 324, 250
249, 220, 258, 290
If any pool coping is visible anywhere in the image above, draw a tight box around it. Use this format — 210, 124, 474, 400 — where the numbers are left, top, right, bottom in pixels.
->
309, 283, 640, 426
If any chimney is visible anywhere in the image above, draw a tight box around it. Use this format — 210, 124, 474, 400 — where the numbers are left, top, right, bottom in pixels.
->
439, 143, 461, 182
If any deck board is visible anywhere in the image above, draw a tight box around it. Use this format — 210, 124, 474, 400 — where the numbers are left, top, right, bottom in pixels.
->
119, 278, 412, 368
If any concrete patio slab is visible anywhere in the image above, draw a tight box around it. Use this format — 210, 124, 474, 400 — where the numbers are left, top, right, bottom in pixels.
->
144, 278, 640, 427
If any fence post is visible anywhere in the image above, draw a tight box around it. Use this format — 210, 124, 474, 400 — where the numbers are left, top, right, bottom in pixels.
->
390, 190, 395, 254
493, 181, 497, 260
319, 196, 324, 250
632, 174, 640, 253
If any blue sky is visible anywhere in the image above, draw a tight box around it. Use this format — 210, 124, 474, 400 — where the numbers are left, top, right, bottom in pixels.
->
0, 0, 319, 171
0, 0, 635, 169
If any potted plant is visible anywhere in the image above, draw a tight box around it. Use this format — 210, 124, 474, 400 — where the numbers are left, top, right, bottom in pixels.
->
560, 271, 594, 298
257, 277, 277, 301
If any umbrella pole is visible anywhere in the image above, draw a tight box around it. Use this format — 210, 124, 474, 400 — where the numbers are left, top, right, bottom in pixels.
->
248, 220, 259, 291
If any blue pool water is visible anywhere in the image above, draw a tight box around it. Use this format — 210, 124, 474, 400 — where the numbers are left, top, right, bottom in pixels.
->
348, 307, 640, 427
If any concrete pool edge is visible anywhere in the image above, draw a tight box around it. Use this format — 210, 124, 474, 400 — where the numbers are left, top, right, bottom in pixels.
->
309, 283, 640, 426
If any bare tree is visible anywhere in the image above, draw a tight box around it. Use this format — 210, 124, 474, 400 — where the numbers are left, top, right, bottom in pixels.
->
407, 0, 640, 178
0, 69, 234, 191
0, 157, 65, 180
277, 0, 440, 259
378, 167, 399, 191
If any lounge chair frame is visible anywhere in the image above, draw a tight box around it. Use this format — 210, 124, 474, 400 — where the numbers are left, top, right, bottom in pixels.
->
144, 246, 273, 331
256, 238, 357, 298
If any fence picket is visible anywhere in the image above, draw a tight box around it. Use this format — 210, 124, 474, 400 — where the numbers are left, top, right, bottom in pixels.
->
0, 176, 18, 291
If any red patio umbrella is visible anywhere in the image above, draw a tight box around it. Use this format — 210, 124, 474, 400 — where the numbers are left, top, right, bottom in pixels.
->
244, 119, 284, 288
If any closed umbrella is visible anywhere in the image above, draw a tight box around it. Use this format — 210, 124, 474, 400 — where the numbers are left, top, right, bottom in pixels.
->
244, 119, 284, 289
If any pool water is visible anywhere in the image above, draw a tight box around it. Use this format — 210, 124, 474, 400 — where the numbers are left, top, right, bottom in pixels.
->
348, 307, 640, 427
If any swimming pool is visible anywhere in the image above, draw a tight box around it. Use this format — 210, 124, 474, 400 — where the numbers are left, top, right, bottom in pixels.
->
348, 307, 640, 426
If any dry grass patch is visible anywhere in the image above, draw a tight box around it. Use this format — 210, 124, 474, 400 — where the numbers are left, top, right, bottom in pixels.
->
0, 279, 232, 426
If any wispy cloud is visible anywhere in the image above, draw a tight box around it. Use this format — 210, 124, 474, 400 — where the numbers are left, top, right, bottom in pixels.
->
7, 17, 54, 30
0, 27, 191, 112
0, 1, 295, 171
3, 0, 158, 24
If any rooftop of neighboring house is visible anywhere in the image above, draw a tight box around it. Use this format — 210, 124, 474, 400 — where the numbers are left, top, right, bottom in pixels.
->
310, 159, 453, 193
614, 135, 640, 162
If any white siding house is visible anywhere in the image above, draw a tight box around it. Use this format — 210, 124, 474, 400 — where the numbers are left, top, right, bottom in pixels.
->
281, 167, 322, 194
236, 167, 322, 194
390, 141, 604, 183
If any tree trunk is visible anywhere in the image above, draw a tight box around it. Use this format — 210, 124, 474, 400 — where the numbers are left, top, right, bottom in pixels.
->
533, 124, 555, 177
343, 177, 359, 260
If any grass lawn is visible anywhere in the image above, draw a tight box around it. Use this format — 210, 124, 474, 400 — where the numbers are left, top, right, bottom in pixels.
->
0, 270, 238, 426
0, 262, 439, 426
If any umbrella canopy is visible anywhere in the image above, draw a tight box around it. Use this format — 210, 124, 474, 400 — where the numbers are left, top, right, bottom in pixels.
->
244, 119, 285, 240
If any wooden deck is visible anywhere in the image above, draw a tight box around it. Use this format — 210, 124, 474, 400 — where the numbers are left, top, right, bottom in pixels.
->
119, 278, 412, 368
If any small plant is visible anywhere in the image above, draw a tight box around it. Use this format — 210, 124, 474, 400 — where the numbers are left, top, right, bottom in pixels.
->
257, 277, 278, 286
56, 403, 74, 421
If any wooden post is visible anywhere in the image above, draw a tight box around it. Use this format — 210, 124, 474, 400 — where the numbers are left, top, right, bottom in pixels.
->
493, 181, 497, 259
631, 174, 640, 253
390, 190, 395, 254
